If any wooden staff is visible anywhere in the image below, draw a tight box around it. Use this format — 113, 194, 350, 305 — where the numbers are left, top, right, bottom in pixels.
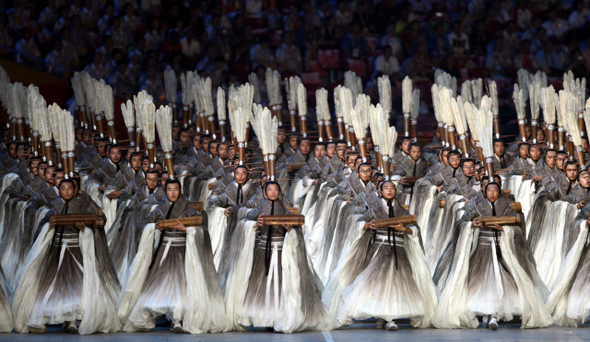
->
182, 105, 190, 128
290, 110, 297, 132
157, 216, 204, 229
317, 120, 325, 142
411, 118, 418, 141
518, 119, 527, 142
43, 140, 54, 165
259, 215, 305, 226
403, 113, 411, 137
337, 118, 345, 140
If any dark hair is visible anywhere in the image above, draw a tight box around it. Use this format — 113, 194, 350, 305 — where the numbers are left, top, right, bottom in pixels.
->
164, 178, 182, 191
447, 150, 461, 158
263, 180, 281, 194
493, 138, 505, 145
485, 181, 501, 193
146, 169, 160, 177
379, 179, 396, 192
58, 178, 76, 190
461, 158, 475, 167
409, 142, 421, 149
556, 150, 568, 156
336, 140, 347, 145
564, 160, 579, 169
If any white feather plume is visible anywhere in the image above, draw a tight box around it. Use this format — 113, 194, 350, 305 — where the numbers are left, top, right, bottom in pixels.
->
155, 105, 173, 152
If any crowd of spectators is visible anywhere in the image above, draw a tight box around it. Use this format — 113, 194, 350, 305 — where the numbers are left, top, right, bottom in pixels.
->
1, 0, 590, 105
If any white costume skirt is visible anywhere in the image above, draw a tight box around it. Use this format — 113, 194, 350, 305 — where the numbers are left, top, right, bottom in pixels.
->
466, 230, 520, 319
29, 232, 83, 327
131, 231, 188, 324
339, 232, 424, 322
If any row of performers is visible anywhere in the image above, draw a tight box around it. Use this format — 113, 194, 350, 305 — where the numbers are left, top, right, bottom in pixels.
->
1, 128, 590, 334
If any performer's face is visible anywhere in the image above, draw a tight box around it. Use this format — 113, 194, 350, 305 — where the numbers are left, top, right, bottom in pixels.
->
109, 147, 122, 164
17, 145, 26, 160
546, 151, 556, 168
401, 140, 411, 154
359, 165, 372, 183
381, 182, 396, 200
142, 159, 150, 172
299, 140, 311, 155
8, 143, 17, 159
289, 136, 299, 150
38, 163, 48, 179
227, 147, 235, 159
146, 172, 159, 190
82, 130, 92, 145
172, 126, 180, 141
59, 182, 76, 201
336, 144, 347, 159
556, 154, 567, 170
565, 164, 578, 181
314, 145, 326, 160
210, 142, 219, 157
580, 172, 590, 188
218, 144, 228, 160
265, 184, 280, 201
481, 179, 489, 193
409, 146, 421, 161
493, 141, 505, 156
583, 139, 589, 153
277, 130, 286, 143
130, 155, 142, 171
96, 143, 107, 157
76, 128, 83, 142
346, 155, 356, 169
326, 143, 336, 158
54, 172, 65, 188
160, 173, 169, 188
448, 154, 461, 169
530, 146, 542, 161
192, 135, 202, 149
486, 185, 500, 202
30, 160, 40, 175
180, 131, 192, 146
519, 145, 530, 159
235, 168, 248, 184
166, 183, 181, 203
202, 138, 212, 152
462, 161, 475, 177
442, 151, 449, 166
44, 167, 56, 184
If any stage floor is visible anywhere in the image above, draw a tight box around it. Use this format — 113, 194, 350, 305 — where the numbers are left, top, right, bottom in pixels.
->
2, 322, 590, 341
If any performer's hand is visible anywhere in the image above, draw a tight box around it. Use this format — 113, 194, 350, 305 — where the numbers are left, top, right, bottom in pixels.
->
490, 223, 503, 231
578, 200, 587, 209
107, 190, 122, 199
313, 179, 319, 185
256, 217, 263, 227
364, 220, 376, 230
155, 223, 165, 231
98, 185, 106, 192
587, 218, 590, 227
224, 206, 232, 217
389, 222, 407, 233
49, 216, 56, 228
283, 223, 292, 232
436, 185, 443, 192
532, 175, 542, 182
472, 217, 483, 228
170, 220, 186, 231
75, 222, 85, 232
